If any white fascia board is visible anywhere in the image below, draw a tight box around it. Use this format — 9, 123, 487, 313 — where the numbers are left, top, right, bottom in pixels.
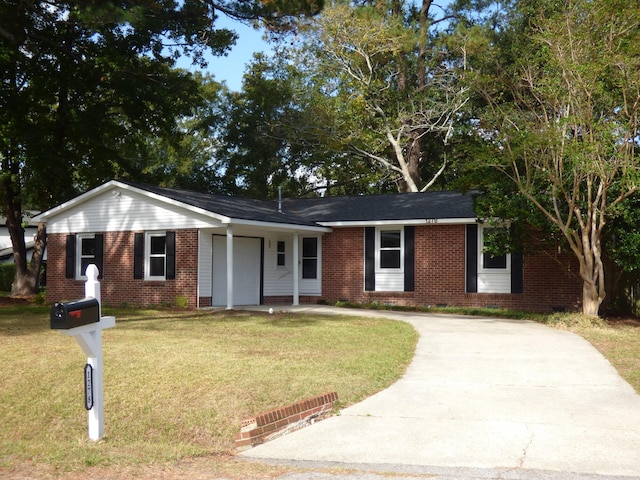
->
436, 218, 478, 224
317, 218, 478, 227
476, 217, 512, 226
230, 218, 332, 233
317, 219, 429, 227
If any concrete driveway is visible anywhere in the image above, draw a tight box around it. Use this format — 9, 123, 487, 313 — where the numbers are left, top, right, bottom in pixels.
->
240, 306, 640, 479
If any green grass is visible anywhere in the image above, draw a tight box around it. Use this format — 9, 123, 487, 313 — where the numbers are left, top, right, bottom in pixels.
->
1, 304, 639, 478
556, 316, 640, 394
332, 300, 545, 321
0, 306, 418, 474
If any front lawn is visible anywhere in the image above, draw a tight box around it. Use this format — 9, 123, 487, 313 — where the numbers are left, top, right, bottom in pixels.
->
569, 319, 640, 393
2, 303, 639, 479
0, 306, 418, 476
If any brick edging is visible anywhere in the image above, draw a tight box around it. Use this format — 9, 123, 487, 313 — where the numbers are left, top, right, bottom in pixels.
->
235, 392, 338, 450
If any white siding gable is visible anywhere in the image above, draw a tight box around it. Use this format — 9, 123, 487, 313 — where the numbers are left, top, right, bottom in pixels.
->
46, 187, 224, 234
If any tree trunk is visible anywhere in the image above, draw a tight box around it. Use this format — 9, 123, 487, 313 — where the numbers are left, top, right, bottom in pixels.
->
405, 0, 432, 192
2, 158, 45, 296
405, 138, 422, 192
11, 267, 38, 296
582, 282, 602, 317
8, 221, 45, 297
576, 231, 606, 317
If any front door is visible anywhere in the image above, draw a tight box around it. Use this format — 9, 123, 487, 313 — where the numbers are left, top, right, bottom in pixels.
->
212, 235, 261, 306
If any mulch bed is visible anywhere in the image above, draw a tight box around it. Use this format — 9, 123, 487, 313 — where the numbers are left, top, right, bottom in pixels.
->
605, 316, 640, 327
0, 296, 36, 307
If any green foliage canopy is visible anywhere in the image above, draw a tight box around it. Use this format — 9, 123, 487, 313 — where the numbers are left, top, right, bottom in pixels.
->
0, 0, 323, 294
457, 0, 640, 315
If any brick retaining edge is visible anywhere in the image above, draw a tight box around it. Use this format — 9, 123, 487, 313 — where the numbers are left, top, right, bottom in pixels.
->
235, 392, 339, 450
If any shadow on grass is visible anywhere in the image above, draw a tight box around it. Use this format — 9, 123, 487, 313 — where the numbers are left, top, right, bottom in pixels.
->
100, 308, 329, 332
0, 305, 51, 335
262, 313, 324, 327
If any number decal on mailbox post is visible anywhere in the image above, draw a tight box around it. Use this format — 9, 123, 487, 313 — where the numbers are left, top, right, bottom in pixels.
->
84, 364, 94, 411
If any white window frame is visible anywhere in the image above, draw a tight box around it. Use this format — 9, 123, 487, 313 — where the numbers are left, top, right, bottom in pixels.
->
376, 227, 404, 272
145, 231, 167, 281
478, 225, 511, 273
76, 234, 96, 280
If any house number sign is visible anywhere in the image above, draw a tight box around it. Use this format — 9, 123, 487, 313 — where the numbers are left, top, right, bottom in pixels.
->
84, 363, 94, 411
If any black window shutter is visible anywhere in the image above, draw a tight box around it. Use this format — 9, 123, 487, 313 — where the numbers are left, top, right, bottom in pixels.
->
364, 227, 375, 291
404, 226, 415, 292
466, 224, 478, 293
65, 235, 76, 279
134, 233, 144, 279
94, 234, 104, 279
511, 252, 524, 294
166, 231, 176, 280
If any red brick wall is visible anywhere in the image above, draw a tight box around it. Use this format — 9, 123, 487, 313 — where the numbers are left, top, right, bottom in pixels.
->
321, 225, 582, 313
321, 227, 366, 303
263, 296, 320, 305
47, 225, 582, 313
46, 230, 199, 308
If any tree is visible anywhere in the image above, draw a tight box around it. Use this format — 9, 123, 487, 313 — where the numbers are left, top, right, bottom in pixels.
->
602, 194, 640, 314
465, 0, 640, 315
0, 0, 323, 296
286, 1, 469, 193
139, 74, 230, 194
216, 53, 316, 198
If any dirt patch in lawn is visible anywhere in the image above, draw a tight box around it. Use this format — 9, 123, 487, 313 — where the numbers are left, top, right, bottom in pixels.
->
605, 316, 640, 328
0, 295, 37, 307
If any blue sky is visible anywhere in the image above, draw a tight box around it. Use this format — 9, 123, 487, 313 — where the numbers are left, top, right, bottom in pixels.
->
186, 1, 454, 92
178, 16, 268, 92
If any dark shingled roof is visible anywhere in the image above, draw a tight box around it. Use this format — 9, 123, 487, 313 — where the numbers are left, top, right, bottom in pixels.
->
283, 191, 477, 223
126, 182, 477, 225
126, 182, 317, 227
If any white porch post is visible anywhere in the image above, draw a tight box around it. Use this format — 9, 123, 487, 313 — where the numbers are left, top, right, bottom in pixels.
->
293, 232, 299, 306
226, 225, 234, 310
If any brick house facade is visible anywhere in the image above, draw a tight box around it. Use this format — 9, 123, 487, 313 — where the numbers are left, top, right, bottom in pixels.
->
321, 225, 581, 313
46, 230, 199, 308
36, 181, 582, 313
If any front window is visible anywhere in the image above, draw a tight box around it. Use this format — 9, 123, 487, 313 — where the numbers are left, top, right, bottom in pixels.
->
147, 232, 167, 280
379, 230, 401, 269
302, 237, 318, 279
483, 251, 507, 269
479, 226, 510, 272
277, 241, 286, 267
77, 234, 96, 278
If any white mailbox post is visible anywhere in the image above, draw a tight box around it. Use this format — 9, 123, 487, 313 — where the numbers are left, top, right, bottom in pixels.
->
51, 264, 115, 441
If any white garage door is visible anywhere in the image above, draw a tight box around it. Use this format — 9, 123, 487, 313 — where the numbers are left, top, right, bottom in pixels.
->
212, 236, 261, 306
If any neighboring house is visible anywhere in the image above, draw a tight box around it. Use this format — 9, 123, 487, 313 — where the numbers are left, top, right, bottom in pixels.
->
0, 211, 45, 264
33, 180, 581, 312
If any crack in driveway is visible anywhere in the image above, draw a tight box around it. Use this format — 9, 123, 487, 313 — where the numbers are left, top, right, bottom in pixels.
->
517, 425, 534, 469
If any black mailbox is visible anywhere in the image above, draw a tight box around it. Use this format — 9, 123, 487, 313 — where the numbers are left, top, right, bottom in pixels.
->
50, 298, 100, 330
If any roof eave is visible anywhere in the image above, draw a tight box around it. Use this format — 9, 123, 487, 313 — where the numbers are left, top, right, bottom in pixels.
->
317, 217, 478, 227
230, 218, 332, 232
